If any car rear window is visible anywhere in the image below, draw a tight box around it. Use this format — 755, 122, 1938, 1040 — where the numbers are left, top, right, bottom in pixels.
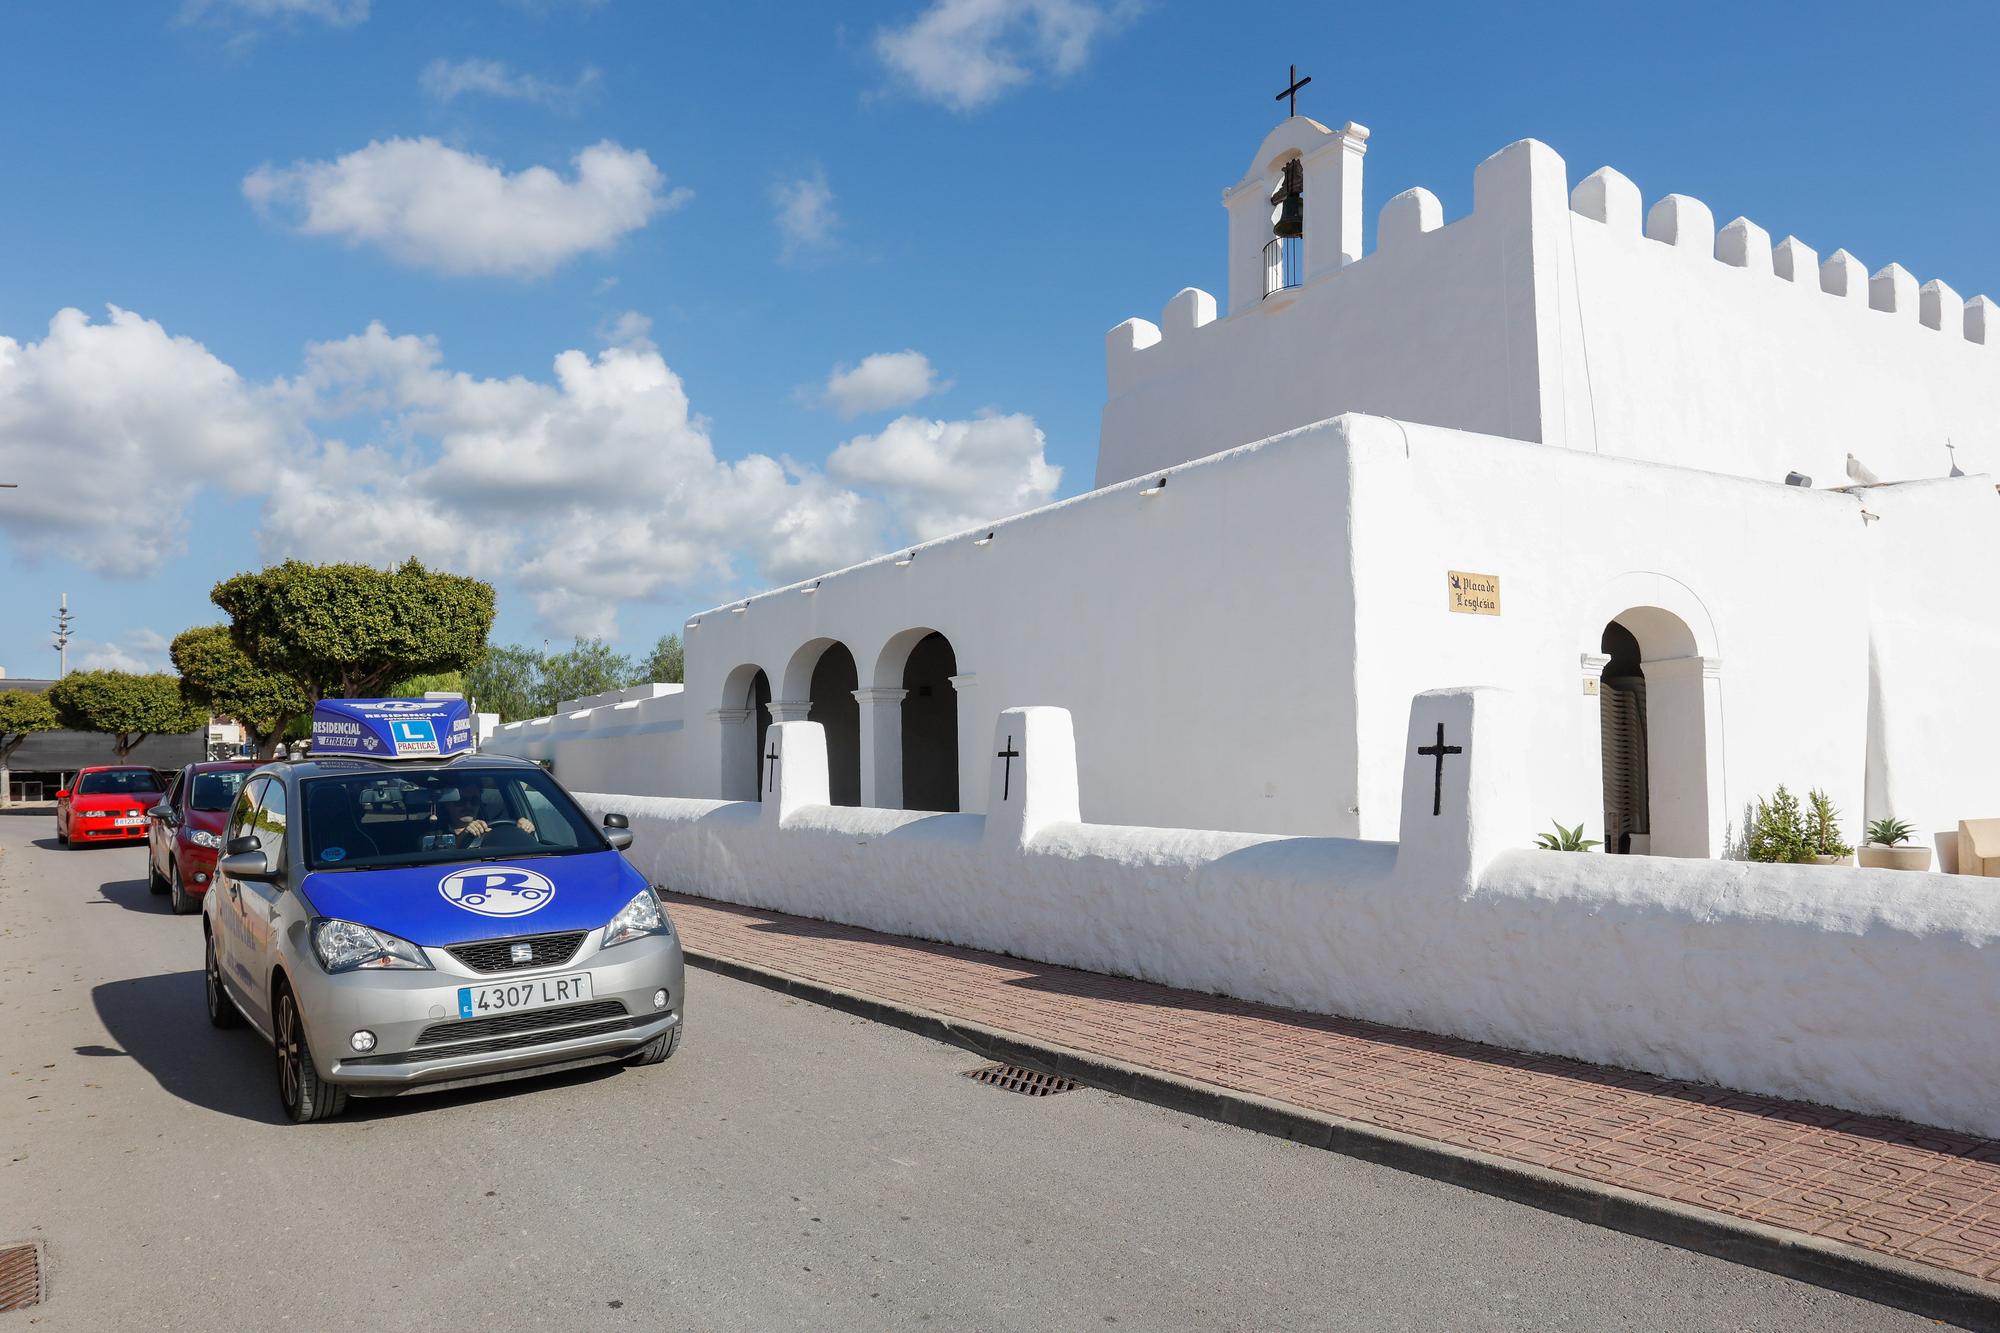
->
74, 769, 162, 795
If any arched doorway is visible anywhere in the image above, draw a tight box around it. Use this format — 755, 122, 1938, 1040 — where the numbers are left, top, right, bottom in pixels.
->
748, 669, 772, 800
1595, 602, 1719, 858
900, 632, 959, 812
1598, 622, 1648, 853
804, 643, 861, 807
717, 665, 771, 801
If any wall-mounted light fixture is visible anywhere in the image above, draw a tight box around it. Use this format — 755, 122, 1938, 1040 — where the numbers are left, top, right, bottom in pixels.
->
1860, 508, 1881, 525
973, 531, 995, 546
685, 617, 701, 631
801, 579, 821, 595
1783, 471, 1812, 488
730, 603, 747, 614
894, 552, 915, 567
1140, 476, 1168, 496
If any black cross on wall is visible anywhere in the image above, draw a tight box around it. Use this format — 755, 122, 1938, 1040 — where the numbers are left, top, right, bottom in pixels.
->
1416, 722, 1462, 818
996, 735, 1021, 802
765, 742, 780, 794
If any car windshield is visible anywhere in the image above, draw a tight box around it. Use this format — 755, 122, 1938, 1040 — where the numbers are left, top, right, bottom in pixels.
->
74, 769, 161, 795
190, 770, 250, 812
300, 766, 606, 872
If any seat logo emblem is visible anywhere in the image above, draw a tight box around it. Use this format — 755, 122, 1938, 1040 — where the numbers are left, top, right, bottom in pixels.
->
510, 942, 534, 963
439, 866, 556, 918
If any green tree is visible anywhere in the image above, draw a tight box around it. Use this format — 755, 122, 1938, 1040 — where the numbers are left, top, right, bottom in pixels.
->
0, 691, 60, 807
171, 625, 312, 759
540, 638, 634, 711
465, 645, 545, 724
636, 633, 684, 685
210, 558, 495, 703
46, 671, 207, 758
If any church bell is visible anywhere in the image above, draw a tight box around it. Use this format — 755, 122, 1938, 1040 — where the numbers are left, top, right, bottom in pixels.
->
1270, 159, 1305, 240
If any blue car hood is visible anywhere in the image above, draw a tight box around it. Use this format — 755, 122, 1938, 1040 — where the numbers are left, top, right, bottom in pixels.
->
298, 851, 648, 946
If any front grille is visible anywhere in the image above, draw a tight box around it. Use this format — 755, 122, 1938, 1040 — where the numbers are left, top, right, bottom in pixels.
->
446, 930, 587, 974
345, 1011, 643, 1066
415, 999, 628, 1047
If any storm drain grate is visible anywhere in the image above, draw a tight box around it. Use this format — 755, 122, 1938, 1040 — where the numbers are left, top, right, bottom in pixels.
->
963, 1063, 1082, 1096
0, 1243, 44, 1312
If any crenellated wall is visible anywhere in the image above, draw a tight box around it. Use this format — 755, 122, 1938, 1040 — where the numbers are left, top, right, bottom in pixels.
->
1100, 131, 2000, 492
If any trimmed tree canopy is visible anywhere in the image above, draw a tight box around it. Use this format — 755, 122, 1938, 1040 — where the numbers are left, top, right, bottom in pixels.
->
171, 624, 312, 757
0, 690, 60, 761
211, 559, 496, 703
46, 671, 207, 758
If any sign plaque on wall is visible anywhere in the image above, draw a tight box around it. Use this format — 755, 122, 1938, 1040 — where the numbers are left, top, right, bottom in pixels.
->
1447, 570, 1501, 616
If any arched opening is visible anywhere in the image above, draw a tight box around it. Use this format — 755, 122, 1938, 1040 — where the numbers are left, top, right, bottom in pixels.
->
717, 665, 771, 801
1264, 155, 1303, 298
1598, 622, 1648, 853
899, 632, 959, 812
1597, 604, 1716, 858
748, 669, 772, 800
805, 643, 861, 807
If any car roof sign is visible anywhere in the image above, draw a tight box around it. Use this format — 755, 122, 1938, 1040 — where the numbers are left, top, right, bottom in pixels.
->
310, 698, 475, 761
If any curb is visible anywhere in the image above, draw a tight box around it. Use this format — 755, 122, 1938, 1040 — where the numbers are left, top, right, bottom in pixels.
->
686, 947, 2000, 1332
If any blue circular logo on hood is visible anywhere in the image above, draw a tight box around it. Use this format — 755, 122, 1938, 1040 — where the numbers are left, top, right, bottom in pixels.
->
438, 866, 556, 918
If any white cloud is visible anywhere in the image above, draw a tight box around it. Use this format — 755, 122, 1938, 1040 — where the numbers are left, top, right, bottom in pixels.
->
419, 57, 600, 111
75, 629, 173, 674
0, 306, 287, 571
243, 137, 686, 277
823, 350, 943, 418
875, 0, 1134, 111
828, 412, 1060, 538
0, 305, 1056, 641
770, 167, 837, 260
180, 0, 369, 28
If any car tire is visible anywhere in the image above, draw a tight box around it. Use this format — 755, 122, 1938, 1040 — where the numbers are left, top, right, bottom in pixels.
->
626, 1018, 683, 1067
275, 984, 347, 1124
205, 932, 243, 1030
150, 860, 170, 895
169, 862, 197, 915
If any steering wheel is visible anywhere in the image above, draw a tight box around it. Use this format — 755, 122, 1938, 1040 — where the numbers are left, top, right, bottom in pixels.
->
467, 818, 534, 849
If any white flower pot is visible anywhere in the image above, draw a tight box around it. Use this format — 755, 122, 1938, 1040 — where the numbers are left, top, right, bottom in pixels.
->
1858, 844, 1932, 872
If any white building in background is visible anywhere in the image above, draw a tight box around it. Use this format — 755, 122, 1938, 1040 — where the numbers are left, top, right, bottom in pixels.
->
491, 112, 2000, 867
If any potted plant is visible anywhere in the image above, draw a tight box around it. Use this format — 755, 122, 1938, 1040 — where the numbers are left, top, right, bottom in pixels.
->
1804, 788, 1854, 865
1858, 816, 1931, 871
1746, 786, 1812, 863
1534, 821, 1601, 852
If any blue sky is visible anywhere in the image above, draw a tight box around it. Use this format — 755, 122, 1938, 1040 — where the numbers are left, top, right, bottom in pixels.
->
1, 0, 1994, 679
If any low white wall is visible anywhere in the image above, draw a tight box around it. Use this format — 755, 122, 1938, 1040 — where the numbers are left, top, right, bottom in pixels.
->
488, 686, 699, 798
597, 696, 2000, 1140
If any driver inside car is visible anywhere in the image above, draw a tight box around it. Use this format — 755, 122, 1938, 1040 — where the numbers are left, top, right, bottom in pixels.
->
438, 782, 534, 849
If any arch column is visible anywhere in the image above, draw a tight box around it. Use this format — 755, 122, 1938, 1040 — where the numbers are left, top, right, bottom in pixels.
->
949, 673, 981, 812
1640, 655, 1725, 858
1579, 652, 1611, 851
711, 707, 755, 800
767, 698, 812, 724
854, 687, 908, 807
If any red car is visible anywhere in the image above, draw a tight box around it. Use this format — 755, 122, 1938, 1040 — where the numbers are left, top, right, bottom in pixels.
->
147, 760, 262, 915
55, 765, 167, 849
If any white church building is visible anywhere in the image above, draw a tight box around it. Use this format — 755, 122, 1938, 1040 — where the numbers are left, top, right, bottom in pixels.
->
493, 112, 2000, 869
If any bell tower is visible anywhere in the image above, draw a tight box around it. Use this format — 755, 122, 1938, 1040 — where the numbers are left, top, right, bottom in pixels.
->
1222, 80, 1369, 315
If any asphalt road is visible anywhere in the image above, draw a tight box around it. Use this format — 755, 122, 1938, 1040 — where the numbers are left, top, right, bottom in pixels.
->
0, 810, 1940, 1332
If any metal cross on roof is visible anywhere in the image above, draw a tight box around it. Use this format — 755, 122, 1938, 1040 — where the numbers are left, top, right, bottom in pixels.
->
1275, 63, 1312, 118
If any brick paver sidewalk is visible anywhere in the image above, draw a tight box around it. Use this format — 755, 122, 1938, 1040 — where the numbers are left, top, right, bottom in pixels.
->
664, 891, 2000, 1293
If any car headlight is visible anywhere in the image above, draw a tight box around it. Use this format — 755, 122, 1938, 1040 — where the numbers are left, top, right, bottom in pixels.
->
188, 829, 224, 850
312, 919, 432, 973
601, 887, 671, 950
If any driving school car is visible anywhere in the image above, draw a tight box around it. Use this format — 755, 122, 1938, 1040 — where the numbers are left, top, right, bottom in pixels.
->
203, 697, 683, 1123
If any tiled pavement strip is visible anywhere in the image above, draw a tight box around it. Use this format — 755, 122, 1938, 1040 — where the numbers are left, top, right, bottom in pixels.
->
663, 892, 2000, 1312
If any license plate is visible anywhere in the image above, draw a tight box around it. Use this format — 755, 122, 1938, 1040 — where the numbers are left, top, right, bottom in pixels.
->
457, 972, 593, 1019
114, 817, 146, 827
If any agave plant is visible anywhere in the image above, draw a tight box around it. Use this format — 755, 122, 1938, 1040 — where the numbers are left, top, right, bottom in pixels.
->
1534, 821, 1601, 852
1866, 816, 1915, 847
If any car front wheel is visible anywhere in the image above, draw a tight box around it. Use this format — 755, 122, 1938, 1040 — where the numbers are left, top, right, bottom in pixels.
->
626, 1018, 683, 1067
205, 933, 242, 1030
169, 862, 197, 915
275, 985, 347, 1124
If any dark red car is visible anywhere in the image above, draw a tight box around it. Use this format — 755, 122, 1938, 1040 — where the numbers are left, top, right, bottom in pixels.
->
55, 765, 167, 849
147, 760, 262, 915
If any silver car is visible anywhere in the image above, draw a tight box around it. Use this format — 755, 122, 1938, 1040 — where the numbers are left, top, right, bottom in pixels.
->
202, 753, 684, 1123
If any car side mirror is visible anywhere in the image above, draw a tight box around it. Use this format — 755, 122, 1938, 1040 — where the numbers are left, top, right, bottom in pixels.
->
55, 789, 69, 801
218, 850, 278, 883
226, 834, 262, 856
147, 801, 175, 824
602, 812, 633, 852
